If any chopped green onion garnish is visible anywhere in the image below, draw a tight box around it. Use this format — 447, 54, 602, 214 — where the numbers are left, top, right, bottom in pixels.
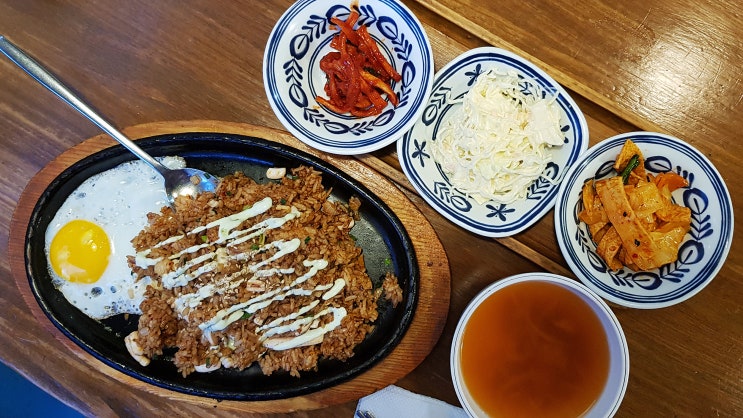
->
621, 154, 640, 184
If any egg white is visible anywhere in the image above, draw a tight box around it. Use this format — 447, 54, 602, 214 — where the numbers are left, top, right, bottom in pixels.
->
44, 157, 186, 320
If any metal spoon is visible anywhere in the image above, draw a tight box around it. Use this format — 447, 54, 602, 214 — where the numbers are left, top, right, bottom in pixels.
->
0, 35, 219, 204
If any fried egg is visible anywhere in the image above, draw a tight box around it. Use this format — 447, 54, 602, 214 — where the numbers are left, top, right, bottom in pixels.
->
44, 156, 186, 320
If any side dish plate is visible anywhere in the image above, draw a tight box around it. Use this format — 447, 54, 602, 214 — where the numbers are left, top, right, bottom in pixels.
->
398, 47, 588, 237
25, 132, 419, 400
554, 132, 733, 309
263, 0, 433, 155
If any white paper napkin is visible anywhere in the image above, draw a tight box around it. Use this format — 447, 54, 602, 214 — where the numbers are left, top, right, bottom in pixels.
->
355, 385, 469, 418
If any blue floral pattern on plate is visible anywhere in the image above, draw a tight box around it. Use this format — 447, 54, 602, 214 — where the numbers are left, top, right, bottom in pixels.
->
264, 0, 433, 155
554, 132, 734, 308
398, 47, 589, 237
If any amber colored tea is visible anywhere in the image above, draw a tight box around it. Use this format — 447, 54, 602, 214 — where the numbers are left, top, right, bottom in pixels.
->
459, 281, 610, 417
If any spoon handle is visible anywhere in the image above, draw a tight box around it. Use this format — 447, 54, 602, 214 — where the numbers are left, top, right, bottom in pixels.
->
0, 35, 166, 173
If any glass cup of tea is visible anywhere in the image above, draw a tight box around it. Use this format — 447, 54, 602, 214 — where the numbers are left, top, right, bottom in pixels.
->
450, 272, 629, 418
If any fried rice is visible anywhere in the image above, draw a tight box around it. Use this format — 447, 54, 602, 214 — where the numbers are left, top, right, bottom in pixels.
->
124, 166, 402, 377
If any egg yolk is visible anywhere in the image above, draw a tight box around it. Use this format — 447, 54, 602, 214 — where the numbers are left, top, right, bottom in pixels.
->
49, 219, 111, 284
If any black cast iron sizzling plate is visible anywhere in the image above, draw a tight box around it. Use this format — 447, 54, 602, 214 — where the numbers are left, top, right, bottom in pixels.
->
25, 133, 419, 401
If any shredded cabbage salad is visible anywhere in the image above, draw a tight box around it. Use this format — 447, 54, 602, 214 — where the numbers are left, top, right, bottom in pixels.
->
430, 68, 564, 204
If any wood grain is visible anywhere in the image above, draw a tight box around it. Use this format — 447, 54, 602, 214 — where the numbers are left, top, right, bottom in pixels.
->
0, 1, 740, 416
411, 0, 743, 151
7, 120, 450, 414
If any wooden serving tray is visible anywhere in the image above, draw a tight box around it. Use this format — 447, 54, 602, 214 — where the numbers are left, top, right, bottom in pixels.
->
8, 120, 450, 413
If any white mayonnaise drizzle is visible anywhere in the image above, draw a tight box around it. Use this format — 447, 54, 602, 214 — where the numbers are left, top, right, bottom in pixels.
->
198, 259, 330, 334
262, 307, 347, 351
136, 198, 301, 289
191, 197, 273, 239
322, 278, 346, 300
137, 194, 351, 360
172, 266, 296, 313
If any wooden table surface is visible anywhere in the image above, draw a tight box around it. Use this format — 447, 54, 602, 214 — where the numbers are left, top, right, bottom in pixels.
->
0, 0, 740, 417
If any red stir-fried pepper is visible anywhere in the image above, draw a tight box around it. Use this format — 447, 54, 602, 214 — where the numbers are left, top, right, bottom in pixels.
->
316, 8, 402, 117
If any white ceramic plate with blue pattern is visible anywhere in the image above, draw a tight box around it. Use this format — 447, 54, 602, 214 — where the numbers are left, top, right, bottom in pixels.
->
263, 0, 433, 155
554, 132, 734, 309
397, 47, 588, 237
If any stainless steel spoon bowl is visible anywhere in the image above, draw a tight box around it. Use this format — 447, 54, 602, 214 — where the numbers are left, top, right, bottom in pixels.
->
0, 35, 219, 204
